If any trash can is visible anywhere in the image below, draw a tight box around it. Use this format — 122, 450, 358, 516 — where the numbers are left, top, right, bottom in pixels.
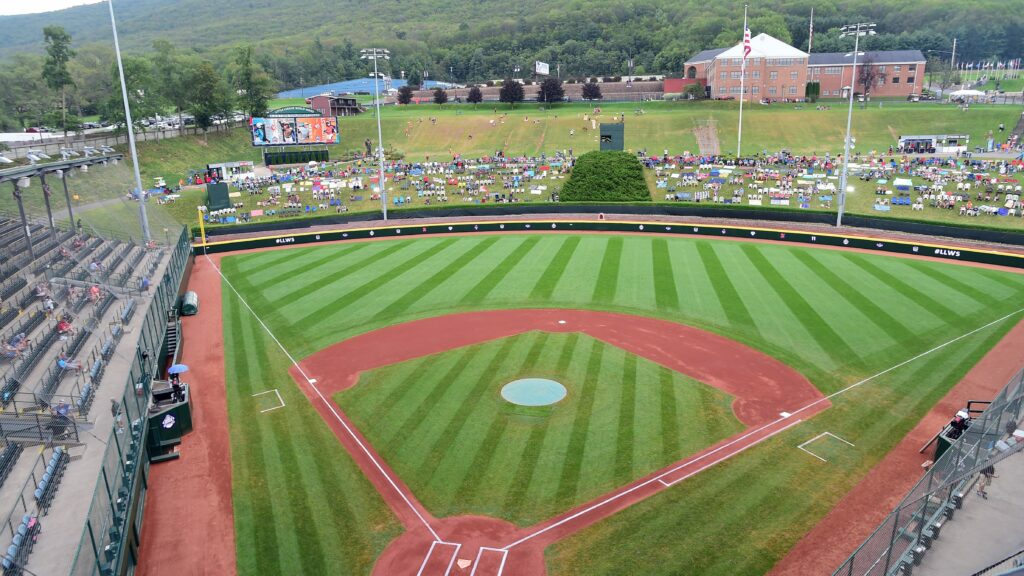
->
181, 291, 199, 316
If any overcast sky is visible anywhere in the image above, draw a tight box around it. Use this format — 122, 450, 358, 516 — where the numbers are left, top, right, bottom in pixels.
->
0, 0, 105, 16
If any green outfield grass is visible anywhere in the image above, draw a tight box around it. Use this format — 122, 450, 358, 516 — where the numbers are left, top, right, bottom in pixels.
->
336, 332, 743, 526
219, 234, 1024, 575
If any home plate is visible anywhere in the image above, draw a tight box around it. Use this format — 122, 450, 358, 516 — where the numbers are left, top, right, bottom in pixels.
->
457, 559, 472, 570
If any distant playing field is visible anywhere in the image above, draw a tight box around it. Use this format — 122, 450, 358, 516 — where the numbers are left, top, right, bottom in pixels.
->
218, 233, 1024, 575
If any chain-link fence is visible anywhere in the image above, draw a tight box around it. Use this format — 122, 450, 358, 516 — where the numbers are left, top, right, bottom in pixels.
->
835, 367, 1024, 576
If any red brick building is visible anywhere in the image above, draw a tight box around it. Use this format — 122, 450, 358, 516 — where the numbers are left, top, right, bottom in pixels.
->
684, 34, 925, 100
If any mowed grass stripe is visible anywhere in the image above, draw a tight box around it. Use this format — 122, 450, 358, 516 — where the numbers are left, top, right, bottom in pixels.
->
614, 353, 638, 478
225, 293, 282, 574
368, 355, 442, 420
974, 268, 1024, 291
795, 251, 920, 346
231, 248, 302, 274
252, 243, 371, 290
658, 368, 680, 463
297, 239, 459, 328
593, 237, 624, 304
502, 332, 579, 516
905, 260, 1007, 304
416, 335, 527, 480
530, 236, 582, 300
377, 237, 500, 318
460, 236, 542, 305
742, 245, 865, 370
555, 342, 605, 506
239, 302, 330, 575
651, 238, 679, 311
696, 242, 757, 331
841, 253, 969, 324
268, 240, 408, 306
382, 344, 482, 449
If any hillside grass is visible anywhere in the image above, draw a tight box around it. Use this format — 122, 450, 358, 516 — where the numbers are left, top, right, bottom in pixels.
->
337, 332, 742, 526
219, 234, 1024, 575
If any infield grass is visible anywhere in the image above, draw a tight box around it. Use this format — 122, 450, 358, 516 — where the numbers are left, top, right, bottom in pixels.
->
219, 234, 1024, 575
336, 332, 743, 526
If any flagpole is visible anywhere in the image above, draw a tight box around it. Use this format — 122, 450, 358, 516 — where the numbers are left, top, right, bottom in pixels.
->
737, 4, 748, 158
808, 7, 814, 54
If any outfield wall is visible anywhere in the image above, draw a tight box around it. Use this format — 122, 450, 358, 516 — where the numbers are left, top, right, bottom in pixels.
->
194, 218, 1024, 270
199, 204, 1024, 248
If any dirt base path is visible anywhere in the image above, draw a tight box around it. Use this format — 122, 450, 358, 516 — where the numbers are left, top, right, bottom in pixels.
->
136, 256, 237, 576
294, 309, 825, 575
769, 317, 1024, 576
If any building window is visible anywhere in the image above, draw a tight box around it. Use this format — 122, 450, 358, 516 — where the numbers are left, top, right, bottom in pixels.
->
906, 76, 915, 84
720, 72, 727, 80
730, 86, 742, 94
752, 70, 761, 79
893, 65, 901, 72
750, 58, 761, 66
752, 86, 760, 94
824, 67, 842, 75
719, 86, 727, 94
892, 77, 900, 83
734, 59, 743, 67
790, 71, 799, 80
731, 71, 741, 79
769, 71, 778, 80
775, 58, 792, 66
909, 64, 917, 71
788, 86, 797, 95
768, 87, 777, 96
878, 65, 886, 73
878, 76, 885, 85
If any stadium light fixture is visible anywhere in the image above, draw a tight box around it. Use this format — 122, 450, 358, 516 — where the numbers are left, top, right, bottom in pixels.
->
26, 154, 41, 164
28, 150, 51, 160
836, 22, 875, 228
361, 48, 391, 221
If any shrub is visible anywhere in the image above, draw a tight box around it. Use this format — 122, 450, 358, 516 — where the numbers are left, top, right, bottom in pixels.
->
560, 151, 650, 202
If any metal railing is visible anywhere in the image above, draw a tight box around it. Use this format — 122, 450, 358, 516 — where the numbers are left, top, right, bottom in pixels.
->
835, 367, 1024, 576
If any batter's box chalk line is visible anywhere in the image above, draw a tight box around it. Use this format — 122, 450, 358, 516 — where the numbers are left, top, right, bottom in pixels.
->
416, 541, 462, 576
797, 431, 855, 462
251, 388, 286, 413
470, 547, 509, 576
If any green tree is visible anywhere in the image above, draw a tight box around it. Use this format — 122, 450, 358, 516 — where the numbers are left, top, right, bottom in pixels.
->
432, 87, 448, 105
582, 81, 602, 100
683, 83, 705, 99
231, 46, 273, 118
151, 40, 192, 133
499, 79, 524, 107
467, 85, 483, 106
42, 26, 75, 139
101, 55, 163, 133
407, 70, 423, 89
187, 61, 233, 142
397, 85, 414, 105
537, 77, 565, 103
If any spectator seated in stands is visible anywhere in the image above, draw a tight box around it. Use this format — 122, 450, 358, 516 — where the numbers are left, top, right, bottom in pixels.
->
34, 283, 49, 299
51, 400, 71, 418
88, 260, 103, 273
71, 236, 85, 250
56, 353, 81, 372
3, 333, 30, 359
56, 317, 74, 336
88, 285, 100, 303
42, 297, 55, 315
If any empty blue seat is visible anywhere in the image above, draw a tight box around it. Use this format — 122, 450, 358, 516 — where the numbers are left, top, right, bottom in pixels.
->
33, 487, 43, 500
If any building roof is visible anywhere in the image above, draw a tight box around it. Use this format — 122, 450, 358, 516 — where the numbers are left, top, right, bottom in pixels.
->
717, 33, 808, 60
685, 47, 727, 65
809, 50, 926, 66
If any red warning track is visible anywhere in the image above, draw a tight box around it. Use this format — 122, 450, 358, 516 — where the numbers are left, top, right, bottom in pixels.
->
293, 309, 827, 575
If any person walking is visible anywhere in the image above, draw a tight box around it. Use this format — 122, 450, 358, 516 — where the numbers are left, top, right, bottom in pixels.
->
976, 464, 997, 499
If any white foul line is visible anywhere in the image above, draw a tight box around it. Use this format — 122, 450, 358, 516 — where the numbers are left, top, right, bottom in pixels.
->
204, 254, 443, 542
469, 547, 509, 576
251, 388, 286, 413
503, 307, 1024, 550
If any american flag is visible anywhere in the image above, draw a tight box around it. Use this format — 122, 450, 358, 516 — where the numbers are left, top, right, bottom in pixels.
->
743, 28, 752, 60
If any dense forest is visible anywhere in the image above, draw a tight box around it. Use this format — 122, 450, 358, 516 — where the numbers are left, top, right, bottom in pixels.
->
1, 0, 1021, 130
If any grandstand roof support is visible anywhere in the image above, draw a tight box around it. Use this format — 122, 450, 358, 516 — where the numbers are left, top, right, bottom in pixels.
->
38, 173, 59, 242
11, 180, 37, 262
59, 170, 75, 228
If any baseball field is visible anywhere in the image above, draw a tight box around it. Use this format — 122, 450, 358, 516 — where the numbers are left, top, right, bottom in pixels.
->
156, 229, 1024, 576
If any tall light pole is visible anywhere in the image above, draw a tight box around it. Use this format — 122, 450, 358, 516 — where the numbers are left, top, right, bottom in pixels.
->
836, 22, 876, 227
361, 48, 391, 221
108, 0, 151, 242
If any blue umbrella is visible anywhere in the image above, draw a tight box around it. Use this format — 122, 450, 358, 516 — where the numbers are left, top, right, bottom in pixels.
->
167, 364, 189, 375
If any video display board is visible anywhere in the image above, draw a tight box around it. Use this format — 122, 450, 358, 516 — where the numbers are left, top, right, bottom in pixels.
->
250, 117, 339, 146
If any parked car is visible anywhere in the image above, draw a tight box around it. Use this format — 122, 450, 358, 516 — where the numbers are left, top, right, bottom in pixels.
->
24, 126, 50, 133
